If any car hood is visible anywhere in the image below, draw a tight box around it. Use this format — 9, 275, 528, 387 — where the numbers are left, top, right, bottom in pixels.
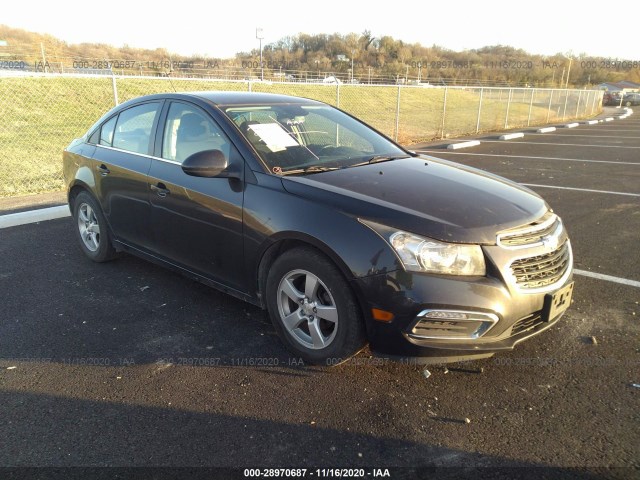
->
281, 156, 548, 244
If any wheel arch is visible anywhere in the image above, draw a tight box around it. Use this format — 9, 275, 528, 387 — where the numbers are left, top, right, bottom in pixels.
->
255, 233, 374, 334
68, 181, 93, 210
68, 182, 121, 254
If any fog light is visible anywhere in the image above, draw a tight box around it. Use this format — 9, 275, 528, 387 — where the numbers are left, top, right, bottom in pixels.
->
409, 310, 498, 340
422, 311, 469, 320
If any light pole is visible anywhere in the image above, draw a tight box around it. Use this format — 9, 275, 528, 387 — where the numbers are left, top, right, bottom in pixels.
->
351, 50, 354, 83
256, 27, 264, 81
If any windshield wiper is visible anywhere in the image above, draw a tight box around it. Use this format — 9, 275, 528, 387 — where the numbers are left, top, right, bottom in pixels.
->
347, 154, 410, 168
280, 165, 341, 176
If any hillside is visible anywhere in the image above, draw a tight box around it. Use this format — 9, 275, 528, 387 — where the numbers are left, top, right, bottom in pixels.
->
1, 25, 637, 86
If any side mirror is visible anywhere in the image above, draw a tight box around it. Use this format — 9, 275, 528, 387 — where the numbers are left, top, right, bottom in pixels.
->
181, 150, 238, 178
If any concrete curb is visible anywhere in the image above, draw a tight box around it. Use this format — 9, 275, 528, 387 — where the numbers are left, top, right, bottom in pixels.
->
0, 205, 70, 229
499, 133, 524, 140
446, 140, 481, 150
536, 127, 556, 133
563, 123, 579, 128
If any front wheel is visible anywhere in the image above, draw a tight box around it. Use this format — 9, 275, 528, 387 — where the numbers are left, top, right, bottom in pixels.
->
266, 247, 366, 365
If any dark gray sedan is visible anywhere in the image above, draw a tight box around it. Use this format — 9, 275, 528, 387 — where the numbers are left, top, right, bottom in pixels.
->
63, 92, 573, 365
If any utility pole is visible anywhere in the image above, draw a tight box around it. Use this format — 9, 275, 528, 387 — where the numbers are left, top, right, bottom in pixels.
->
565, 57, 572, 88
40, 42, 48, 72
351, 50, 355, 83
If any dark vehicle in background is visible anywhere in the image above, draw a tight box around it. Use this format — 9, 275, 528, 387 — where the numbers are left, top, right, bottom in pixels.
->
603, 92, 621, 106
63, 92, 574, 365
622, 93, 640, 106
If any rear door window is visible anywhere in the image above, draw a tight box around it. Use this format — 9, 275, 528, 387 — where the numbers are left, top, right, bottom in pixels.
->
112, 102, 160, 155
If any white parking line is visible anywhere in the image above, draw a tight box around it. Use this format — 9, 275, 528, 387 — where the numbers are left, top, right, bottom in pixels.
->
479, 140, 640, 149
574, 269, 640, 288
528, 134, 640, 139
521, 184, 640, 197
585, 128, 640, 132
0, 205, 70, 229
415, 150, 640, 166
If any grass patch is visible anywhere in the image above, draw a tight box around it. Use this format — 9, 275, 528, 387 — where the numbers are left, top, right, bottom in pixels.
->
0, 76, 602, 197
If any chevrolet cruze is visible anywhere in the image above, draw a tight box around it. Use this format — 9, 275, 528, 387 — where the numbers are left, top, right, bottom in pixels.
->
63, 92, 574, 365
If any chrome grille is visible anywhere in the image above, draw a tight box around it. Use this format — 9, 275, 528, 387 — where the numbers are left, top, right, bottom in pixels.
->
498, 212, 560, 248
509, 241, 571, 289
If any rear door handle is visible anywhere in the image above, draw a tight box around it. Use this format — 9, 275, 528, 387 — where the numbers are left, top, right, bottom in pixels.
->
150, 183, 170, 197
97, 164, 110, 176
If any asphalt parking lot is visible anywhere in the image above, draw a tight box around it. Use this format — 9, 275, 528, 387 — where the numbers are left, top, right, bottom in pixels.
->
0, 107, 638, 478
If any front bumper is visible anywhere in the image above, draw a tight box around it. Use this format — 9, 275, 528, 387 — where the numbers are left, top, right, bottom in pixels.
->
353, 256, 573, 359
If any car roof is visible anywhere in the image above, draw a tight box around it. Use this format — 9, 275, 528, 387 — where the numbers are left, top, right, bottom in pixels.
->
122, 91, 325, 107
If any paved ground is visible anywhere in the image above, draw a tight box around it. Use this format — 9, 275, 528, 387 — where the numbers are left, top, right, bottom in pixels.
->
0, 107, 638, 478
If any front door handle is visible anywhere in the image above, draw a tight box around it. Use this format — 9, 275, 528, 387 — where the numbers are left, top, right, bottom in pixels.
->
150, 183, 170, 197
97, 164, 110, 176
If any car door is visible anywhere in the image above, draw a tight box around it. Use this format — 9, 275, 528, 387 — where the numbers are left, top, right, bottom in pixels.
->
148, 101, 245, 291
91, 101, 162, 250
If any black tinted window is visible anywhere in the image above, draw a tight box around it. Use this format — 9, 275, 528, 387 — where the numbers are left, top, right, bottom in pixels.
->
112, 103, 160, 155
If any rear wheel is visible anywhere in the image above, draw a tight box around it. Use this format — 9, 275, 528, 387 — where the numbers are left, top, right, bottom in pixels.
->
73, 191, 117, 262
266, 247, 366, 365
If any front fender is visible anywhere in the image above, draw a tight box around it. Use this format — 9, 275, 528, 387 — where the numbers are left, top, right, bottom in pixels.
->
243, 173, 400, 295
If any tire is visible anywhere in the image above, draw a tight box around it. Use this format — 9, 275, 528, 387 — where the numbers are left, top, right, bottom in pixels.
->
626, 101, 632, 107
73, 191, 117, 262
265, 247, 366, 365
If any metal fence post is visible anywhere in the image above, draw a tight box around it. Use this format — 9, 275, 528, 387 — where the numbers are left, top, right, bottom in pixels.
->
562, 90, 569, 121
394, 84, 401, 142
111, 73, 119, 106
527, 89, 534, 126
575, 90, 582, 118
476, 88, 483, 133
336, 83, 340, 108
247, 80, 252, 92
546, 89, 554, 123
440, 87, 448, 139
504, 88, 513, 129
584, 90, 589, 117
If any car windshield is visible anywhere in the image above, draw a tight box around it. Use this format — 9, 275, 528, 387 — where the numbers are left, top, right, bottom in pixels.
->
221, 104, 408, 174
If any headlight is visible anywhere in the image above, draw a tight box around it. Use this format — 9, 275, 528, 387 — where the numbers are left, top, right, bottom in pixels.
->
361, 221, 486, 276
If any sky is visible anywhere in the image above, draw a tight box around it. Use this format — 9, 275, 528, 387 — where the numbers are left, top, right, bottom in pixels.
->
1, 0, 637, 60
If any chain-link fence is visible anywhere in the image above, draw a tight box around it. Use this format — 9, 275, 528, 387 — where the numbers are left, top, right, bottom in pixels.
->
0, 72, 603, 197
